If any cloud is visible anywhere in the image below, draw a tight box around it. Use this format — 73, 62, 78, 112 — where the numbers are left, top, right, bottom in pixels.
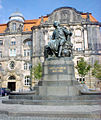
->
0, 0, 3, 9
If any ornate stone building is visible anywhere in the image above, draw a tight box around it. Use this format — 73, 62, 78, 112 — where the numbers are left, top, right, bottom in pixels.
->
0, 7, 101, 91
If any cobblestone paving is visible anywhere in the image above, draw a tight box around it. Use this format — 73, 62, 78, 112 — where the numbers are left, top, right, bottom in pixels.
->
0, 114, 101, 120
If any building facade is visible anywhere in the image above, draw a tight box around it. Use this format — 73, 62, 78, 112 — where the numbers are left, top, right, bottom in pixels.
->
0, 7, 101, 92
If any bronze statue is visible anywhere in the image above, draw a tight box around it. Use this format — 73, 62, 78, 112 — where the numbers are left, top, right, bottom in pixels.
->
44, 21, 73, 58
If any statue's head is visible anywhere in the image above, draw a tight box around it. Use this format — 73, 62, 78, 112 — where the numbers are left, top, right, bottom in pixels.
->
53, 21, 60, 28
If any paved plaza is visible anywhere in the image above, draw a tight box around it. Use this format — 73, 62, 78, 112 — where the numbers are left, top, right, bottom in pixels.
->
0, 96, 101, 120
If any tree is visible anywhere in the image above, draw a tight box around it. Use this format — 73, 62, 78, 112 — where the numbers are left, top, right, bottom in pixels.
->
92, 61, 101, 80
31, 62, 42, 81
76, 58, 91, 83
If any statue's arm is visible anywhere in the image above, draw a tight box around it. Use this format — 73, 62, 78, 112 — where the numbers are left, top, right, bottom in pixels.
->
63, 27, 72, 36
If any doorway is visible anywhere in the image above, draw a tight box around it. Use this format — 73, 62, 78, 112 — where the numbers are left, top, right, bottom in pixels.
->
8, 82, 16, 91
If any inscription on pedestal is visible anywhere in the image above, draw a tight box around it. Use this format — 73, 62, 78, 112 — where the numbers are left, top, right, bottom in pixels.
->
48, 65, 67, 74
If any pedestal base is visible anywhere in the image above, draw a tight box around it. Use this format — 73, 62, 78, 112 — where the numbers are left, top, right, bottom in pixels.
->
36, 57, 80, 96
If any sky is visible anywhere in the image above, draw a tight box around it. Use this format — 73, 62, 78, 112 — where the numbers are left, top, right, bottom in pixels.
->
0, 0, 101, 24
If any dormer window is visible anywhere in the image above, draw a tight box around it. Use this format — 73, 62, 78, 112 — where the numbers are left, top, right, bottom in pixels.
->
13, 23, 16, 31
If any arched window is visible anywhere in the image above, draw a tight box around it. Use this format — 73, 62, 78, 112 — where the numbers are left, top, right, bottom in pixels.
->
8, 76, 16, 80
23, 39, 32, 46
12, 23, 16, 31
25, 76, 30, 85
75, 29, 81, 37
11, 38, 16, 45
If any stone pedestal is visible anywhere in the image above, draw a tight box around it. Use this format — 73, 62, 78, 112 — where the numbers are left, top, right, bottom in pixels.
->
36, 57, 80, 96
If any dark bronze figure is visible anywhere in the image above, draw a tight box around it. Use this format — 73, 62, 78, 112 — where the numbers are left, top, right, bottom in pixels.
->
44, 21, 73, 58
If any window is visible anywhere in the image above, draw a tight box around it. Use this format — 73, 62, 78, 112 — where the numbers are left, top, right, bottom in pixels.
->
9, 61, 15, 69
8, 76, 16, 80
11, 41, 16, 45
79, 78, 82, 81
10, 49, 16, 56
77, 78, 79, 81
11, 38, 16, 45
24, 63, 32, 70
0, 40, 3, 45
24, 41, 32, 46
76, 48, 82, 51
25, 76, 30, 85
0, 51, 2, 57
24, 63, 27, 70
24, 49, 31, 56
75, 29, 81, 37
29, 63, 32, 70
76, 42, 82, 51
23, 39, 32, 46
77, 61, 78, 65
13, 23, 16, 31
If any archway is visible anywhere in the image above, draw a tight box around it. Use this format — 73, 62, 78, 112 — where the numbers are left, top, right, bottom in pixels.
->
8, 75, 16, 91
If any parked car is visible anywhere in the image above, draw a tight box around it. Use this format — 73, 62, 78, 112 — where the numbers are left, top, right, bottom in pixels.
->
0, 88, 11, 96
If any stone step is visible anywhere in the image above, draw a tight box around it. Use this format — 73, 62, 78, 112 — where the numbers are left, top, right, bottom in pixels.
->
2, 99, 101, 105
8, 94, 101, 100
10, 91, 36, 95
0, 111, 101, 119
9, 95, 41, 100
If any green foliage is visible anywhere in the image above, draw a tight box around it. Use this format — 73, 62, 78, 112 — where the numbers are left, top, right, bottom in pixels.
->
75, 58, 91, 77
31, 62, 42, 80
92, 61, 101, 80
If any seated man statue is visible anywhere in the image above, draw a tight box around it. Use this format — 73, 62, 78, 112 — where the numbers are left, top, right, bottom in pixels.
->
44, 21, 72, 58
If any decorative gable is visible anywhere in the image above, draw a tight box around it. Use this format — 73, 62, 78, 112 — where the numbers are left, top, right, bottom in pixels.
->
47, 7, 86, 24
